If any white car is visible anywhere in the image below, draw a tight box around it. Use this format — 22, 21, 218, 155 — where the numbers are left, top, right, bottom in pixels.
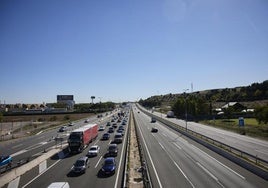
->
87, 145, 100, 157
98, 125, 105, 131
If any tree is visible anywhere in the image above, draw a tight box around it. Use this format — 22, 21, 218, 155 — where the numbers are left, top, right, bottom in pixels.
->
255, 106, 268, 124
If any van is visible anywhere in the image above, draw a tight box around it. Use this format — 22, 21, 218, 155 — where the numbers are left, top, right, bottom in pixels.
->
47, 182, 70, 188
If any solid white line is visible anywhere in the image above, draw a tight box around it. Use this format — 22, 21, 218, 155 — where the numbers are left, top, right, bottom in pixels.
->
136, 120, 163, 188
196, 162, 225, 188
173, 161, 195, 188
95, 156, 103, 168
12, 144, 23, 149
190, 144, 245, 180
174, 143, 182, 150
114, 124, 128, 188
10, 150, 27, 157
21, 159, 61, 188
159, 142, 165, 150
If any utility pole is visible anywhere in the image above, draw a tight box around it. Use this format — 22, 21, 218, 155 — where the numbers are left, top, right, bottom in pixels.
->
183, 89, 189, 131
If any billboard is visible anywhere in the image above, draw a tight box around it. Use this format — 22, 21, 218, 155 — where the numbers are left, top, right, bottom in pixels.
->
57, 95, 74, 101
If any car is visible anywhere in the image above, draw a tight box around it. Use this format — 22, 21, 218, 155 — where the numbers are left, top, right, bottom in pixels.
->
58, 126, 67, 132
71, 156, 89, 174
113, 133, 123, 143
68, 122, 74, 126
87, 145, 100, 157
84, 119, 89, 123
118, 125, 124, 130
112, 123, 117, 128
106, 122, 111, 126
98, 125, 105, 131
108, 127, 114, 133
151, 117, 156, 123
101, 157, 116, 175
151, 127, 158, 133
107, 144, 118, 156
0, 155, 12, 168
102, 133, 110, 140
116, 129, 124, 135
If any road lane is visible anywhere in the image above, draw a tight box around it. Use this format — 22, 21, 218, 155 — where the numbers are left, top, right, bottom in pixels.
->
138, 104, 268, 161
17, 111, 130, 188
133, 108, 268, 188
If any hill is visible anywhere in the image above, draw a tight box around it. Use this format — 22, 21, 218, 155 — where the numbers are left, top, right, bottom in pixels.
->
139, 80, 268, 109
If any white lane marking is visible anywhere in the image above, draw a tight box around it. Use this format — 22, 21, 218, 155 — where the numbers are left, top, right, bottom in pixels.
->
39, 160, 47, 174
196, 162, 225, 188
36, 131, 43, 135
95, 156, 103, 168
8, 176, 20, 188
114, 123, 128, 188
12, 144, 23, 149
159, 142, 165, 150
25, 142, 48, 150
174, 143, 182, 150
162, 133, 167, 137
22, 159, 61, 188
190, 144, 245, 180
173, 161, 195, 188
136, 121, 163, 188
11, 150, 27, 157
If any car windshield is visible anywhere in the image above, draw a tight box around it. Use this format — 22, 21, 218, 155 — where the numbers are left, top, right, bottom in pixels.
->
109, 146, 116, 150
75, 160, 85, 166
105, 160, 114, 165
90, 147, 97, 151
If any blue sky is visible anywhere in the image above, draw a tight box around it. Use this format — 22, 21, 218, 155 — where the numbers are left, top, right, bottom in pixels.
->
0, 0, 267, 104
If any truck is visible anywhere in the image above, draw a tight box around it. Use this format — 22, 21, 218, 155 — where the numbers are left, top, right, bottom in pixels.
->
166, 111, 175, 118
68, 124, 98, 153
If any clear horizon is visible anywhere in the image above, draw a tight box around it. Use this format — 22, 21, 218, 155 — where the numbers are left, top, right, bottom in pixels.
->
1, 0, 267, 104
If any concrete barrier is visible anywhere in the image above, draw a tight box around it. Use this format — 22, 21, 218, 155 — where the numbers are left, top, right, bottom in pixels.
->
0, 145, 67, 187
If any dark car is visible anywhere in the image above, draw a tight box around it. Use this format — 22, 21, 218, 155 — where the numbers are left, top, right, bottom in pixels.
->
58, 126, 67, 132
113, 133, 123, 143
151, 127, 158, 133
151, 117, 156, 123
108, 127, 114, 133
107, 144, 118, 156
102, 133, 110, 140
71, 156, 89, 174
101, 157, 116, 175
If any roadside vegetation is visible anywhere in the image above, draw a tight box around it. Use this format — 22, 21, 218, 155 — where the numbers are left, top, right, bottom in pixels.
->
139, 80, 268, 139
201, 118, 268, 140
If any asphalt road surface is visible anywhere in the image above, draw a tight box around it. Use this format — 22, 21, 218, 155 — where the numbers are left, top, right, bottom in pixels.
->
133, 108, 268, 188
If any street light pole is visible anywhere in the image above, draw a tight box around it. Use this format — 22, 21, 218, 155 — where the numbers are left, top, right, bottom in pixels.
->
183, 89, 189, 131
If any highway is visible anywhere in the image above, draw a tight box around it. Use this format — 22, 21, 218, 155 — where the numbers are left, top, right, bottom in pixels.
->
139, 104, 268, 162
133, 108, 268, 188
1, 109, 130, 188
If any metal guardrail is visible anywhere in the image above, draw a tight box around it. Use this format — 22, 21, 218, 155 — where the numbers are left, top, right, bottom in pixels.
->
138, 106, 268, 180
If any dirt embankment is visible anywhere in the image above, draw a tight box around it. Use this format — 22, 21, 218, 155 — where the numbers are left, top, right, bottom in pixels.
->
128, 113, 143, 188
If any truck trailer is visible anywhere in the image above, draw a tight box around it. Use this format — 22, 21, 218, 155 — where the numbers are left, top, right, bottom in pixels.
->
68, 124, 98, 153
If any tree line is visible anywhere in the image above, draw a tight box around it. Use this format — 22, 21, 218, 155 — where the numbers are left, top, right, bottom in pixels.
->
139, 80, 268, 124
